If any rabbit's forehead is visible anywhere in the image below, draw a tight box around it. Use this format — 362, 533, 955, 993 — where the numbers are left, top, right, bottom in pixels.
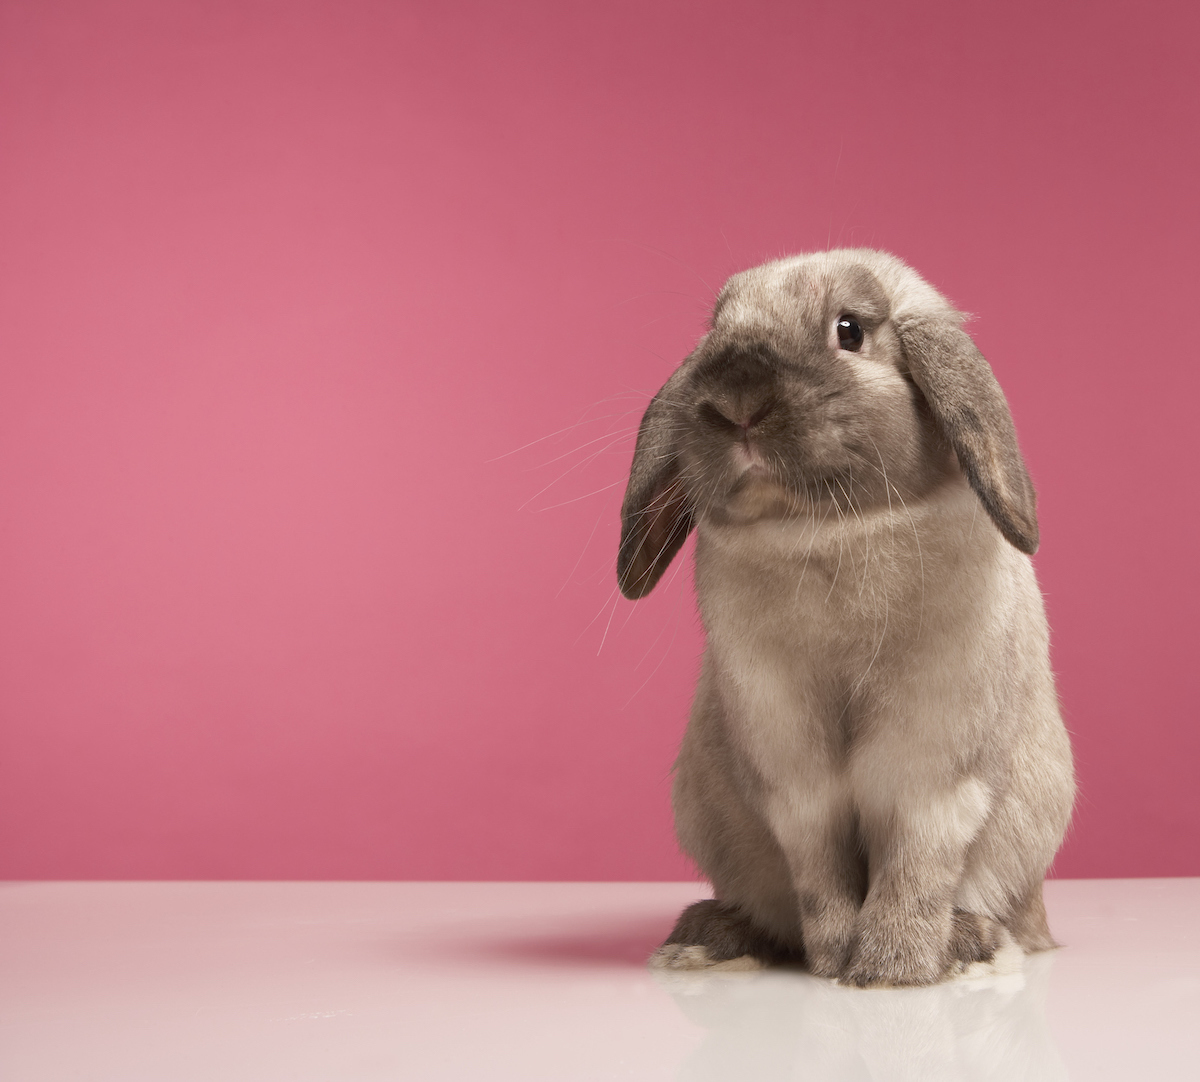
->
714, 256, 891, 331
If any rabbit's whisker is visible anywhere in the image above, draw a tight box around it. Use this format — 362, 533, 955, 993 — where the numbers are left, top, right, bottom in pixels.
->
558, 508, 606, 598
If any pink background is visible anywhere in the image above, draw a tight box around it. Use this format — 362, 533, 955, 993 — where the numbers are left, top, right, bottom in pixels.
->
1, 0, 1196, 881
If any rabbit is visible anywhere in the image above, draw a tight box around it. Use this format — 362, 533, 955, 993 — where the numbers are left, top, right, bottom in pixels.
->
617, 248, 1074, 987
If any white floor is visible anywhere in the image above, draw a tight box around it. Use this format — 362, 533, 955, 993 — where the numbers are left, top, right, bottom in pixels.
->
1, 879, 1196, 1081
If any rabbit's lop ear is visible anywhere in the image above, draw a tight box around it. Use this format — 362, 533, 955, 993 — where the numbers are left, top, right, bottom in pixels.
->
898, 315, 1040, 554
618, 371, 696, 599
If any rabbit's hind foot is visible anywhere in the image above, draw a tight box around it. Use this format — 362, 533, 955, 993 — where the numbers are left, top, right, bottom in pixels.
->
648, 899, 795, 971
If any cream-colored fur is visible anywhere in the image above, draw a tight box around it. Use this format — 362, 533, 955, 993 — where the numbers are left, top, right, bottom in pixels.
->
619, 250, 1074, 986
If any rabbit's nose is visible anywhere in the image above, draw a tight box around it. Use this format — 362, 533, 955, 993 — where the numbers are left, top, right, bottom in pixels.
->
739, 401, 775, 429
702, 398, 775, 431
727, 401, 775, 429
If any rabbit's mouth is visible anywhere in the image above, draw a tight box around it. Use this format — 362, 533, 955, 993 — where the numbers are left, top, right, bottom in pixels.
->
728, 443, 835, 499
716, 461, 814, 523
732, 441, 770, 473
719, 475, 796, 523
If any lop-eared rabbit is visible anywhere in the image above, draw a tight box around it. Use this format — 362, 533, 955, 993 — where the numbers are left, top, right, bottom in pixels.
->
618, 249, 1074, 986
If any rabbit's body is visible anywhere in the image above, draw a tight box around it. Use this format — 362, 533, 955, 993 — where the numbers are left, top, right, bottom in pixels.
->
618, 250, 1074, 986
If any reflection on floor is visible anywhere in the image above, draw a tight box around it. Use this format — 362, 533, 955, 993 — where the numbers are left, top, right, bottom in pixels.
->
1, 878, 1196, 1080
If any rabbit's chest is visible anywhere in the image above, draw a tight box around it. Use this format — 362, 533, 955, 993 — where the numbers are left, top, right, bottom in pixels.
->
692, 498, 1014, 790
696, 518, 915, 664
693, 515, 939, 779
699, 570, 869, 774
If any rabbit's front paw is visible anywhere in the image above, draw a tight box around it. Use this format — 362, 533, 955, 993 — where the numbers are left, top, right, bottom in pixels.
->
840, 918, 946, 987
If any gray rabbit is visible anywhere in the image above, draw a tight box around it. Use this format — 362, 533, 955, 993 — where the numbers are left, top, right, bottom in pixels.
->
617, 249, 1074, 986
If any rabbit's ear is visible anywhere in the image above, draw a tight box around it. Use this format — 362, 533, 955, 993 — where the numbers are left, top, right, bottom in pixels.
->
618, 372, 696, 599
898, 315, 1040, 554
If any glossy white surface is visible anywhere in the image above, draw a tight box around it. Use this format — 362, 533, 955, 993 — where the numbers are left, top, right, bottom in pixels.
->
1, 879, 1196, 1080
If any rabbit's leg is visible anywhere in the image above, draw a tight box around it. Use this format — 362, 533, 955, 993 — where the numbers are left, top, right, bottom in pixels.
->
670, 682, 806, 963
766, 789, 866, 979
668, 773, 802, 967
841, 776, 993, 987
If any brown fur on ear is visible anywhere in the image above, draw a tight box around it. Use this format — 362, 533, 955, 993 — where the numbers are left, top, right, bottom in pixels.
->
897, 315, 1039, 554
618, 372, 696, 599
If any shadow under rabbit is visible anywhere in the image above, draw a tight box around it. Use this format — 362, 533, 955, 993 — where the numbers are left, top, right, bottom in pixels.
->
417, 913, 677, 969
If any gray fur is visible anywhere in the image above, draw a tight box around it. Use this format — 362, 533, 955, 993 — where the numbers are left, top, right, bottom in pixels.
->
619, 249, 1074, 986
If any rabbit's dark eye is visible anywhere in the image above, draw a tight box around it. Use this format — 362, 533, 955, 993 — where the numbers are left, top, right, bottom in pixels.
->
836, 316, 864, 352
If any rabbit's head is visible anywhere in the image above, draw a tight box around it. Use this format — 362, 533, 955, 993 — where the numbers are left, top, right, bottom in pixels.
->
617, 249, 1038, 599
